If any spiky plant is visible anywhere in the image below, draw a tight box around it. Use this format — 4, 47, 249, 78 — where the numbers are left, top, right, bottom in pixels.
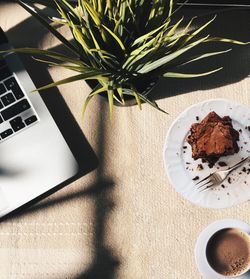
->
7, 0, 248, 118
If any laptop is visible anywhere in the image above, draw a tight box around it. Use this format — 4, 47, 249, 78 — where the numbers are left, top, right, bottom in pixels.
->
180, 0, 250, 7
0, 28, 78, 218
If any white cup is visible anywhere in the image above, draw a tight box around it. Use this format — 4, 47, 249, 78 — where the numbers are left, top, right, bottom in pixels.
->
205, 227, 250, 277
195, 219, 250, 279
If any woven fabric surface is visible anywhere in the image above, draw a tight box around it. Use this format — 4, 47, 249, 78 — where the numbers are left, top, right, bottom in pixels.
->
0, 3, 250, 279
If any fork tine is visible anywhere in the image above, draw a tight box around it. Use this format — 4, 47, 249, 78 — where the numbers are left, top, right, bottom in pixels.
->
195, 173, 212, 186
197, 179, 212, 190
199, 182, 214, 193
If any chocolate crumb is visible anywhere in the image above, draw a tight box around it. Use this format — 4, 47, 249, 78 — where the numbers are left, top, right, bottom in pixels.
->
197, 164, 204, 171
221, 184, 225, 188
239, 172, 242, 175
248, 126, 250, 131
192, 176, 199, 181
208, 162, 214, 168
218, 161, 227, 167
196, 116, 199, 121
186, 162, 191, 165
183, 146, 187, 149
228, 177, 232, 184
244, 181, 247, 184
227, 193, 229, 195
183, 151, 186, 153
244, 142, 248, 145
239, 129, 242, 133
243, 167, 247, 172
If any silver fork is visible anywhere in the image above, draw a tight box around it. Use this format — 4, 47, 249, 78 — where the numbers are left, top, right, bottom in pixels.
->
196, 156, 250, 192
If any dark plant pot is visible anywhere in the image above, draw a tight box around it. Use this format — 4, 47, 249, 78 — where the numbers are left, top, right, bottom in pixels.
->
86, 77, 158, 107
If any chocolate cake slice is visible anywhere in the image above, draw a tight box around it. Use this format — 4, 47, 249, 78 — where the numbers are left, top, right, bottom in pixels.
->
187, 111, 239, 167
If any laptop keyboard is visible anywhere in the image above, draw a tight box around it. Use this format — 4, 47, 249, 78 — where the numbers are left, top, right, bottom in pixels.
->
0, 58, 38, 142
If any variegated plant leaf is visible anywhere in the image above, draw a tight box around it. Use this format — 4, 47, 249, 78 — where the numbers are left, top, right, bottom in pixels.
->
34, 72, 108, 92
179, 49, 232, 66
138, 35, 210, 74
163, 67, 223, 78
15, 0, 250, 119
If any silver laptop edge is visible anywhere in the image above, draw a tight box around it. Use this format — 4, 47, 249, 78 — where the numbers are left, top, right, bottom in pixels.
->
0, 32, 78, 217
179, 3, 250, 7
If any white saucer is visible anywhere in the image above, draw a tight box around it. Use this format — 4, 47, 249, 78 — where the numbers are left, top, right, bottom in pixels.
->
195, 219, 250, 279
163, 98, 250, 209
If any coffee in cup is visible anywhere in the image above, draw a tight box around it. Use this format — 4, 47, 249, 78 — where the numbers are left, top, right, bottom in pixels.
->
206, 228, 250, 277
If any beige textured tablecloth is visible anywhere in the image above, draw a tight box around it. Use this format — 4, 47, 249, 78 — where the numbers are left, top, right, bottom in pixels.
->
0, 3, 250, 279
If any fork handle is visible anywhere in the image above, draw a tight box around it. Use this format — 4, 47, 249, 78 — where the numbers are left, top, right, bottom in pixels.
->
227, 156, 250, 174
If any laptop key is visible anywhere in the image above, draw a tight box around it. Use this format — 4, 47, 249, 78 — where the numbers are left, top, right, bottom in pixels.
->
0, 128, 13, 139
0, 101, 3, 110
0, 83, 6, 95
10, 116, 25, 132
1, 99, 31, 121
25, 115, 37, 125
1, 93, 15, 106
4, 77, 24, 100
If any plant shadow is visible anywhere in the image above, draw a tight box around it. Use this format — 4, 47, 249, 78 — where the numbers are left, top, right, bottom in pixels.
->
73, 179, 120, 279
152, 7, 250, 101
3, 178, 120, 279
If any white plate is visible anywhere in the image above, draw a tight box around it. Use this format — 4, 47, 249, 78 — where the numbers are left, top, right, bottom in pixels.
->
163, 98, 250, 209
195, 219, 250, 279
